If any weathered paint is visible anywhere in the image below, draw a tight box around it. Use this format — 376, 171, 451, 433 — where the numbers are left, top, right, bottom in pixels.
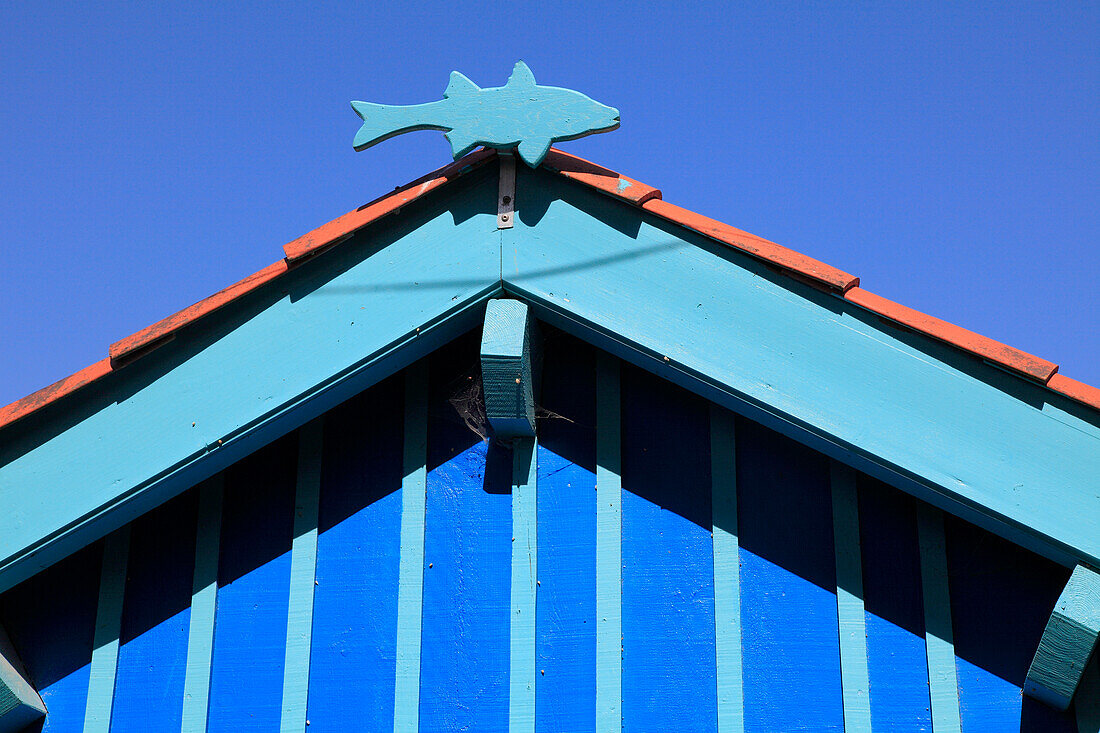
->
180, 477, 223, 733
594, 352, 622, 732
710, 406, 743, 733
509, 438, 537, 732
1025, 565, 1100, 710
82, 529, 128, 733
307, 375, 403, 732
917, 505, 962, 733
1048, 373, 1100, 414
542, 149, 661, 205
481, 299, 537, 438
280, 420, 323, 733
620, 365, 716, 731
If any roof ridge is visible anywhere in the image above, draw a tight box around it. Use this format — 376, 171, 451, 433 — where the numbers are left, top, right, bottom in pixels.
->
1, 147, 1095, 431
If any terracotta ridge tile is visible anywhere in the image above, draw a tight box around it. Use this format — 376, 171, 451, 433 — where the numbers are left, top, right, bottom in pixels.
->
543, 148, 661, 205
1048, 373, 1100, 412
0, 358, 113, 430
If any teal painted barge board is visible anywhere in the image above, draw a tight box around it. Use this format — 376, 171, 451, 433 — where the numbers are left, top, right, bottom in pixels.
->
709, 406, 743, 733
1076, 652, 1100, 733
1026, 564, 1100, 710
181, 476, 223, 733
917, 505, 962, 733
0, 173, 501, 594
281, 422, 322, 733
830, 462, 872, 733
509, 437, 538, 733
595, 352, 622, 732
505, 168, 1100, 568
82, 527, 130, 733
393, 362, 428, 733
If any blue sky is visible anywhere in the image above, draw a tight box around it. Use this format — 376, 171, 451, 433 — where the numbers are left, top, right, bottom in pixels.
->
1, 2, 1096, 406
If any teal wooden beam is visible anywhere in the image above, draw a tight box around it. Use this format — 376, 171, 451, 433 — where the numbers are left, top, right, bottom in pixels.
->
481, 299, 538, 439
830, 462, 872, 733
1025, 564, 1100, 710
0, 622, 45, 732
1076, 651, 1100, 733
710, 406, 744, 733
595, 353, 622, 732
394, 362, 428, 733
509, 437, 538, 733
280, 420, 322, 733
83, 527, 130, 733
917, 505, 962, 733
181, 476, 224, 733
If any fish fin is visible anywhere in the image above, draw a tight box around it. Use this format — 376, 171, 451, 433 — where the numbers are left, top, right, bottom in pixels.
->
445, 71, 479, 99
507, 61, 537, 89
516, 136, 552, 167
445, 129, 481, 159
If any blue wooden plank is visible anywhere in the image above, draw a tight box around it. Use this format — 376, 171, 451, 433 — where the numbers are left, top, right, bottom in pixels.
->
281, 420, 323, 733
181, 476, 223, 733
535, 331, 596, 733
83, 529, 129, 733
510, 437, 537, 733
710, 406, 743, 733
594, 352, 622, 733
916, 505, 962, 733
394, 361, 428, 733
830, 462, 872, 733
307, 375, 403, 732
620, 365, 716, 732
110, 489, 197, 732
857, 477, 932, 732
0, 171, 502, 594
737, 417, 843, 733
505, 166, 1100, 569
207, 435, 297, 732
419, 336, 511, 731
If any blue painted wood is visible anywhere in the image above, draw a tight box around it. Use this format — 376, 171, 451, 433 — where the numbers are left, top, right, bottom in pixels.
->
0, 171, 501, 594
394, 362, 428, 733
857, 477, 932, 732
594, 352, 622, 733
281, 420, 323, 733
307, 375, 403, 733
181, 476, 223, 733
943, 515, 1077, 732
504, 166, 1100, 569
737, 417, 843, 733
110, 489, 197, 732
510, 437, 537, 733
620, 365, 716, 732
710, 406, 743, 733
830, 462, 872, 733
207, 435, 296, 732
916, 505, 962, 733
419, 336, 511, 731
83, 528, 129, 733
0, 622, 46, 731
1026, 565, 1100, 709
481, 299, 537, 438
535, 331, 596, 733
0, 543, 99, 733
351, 61, 619, 166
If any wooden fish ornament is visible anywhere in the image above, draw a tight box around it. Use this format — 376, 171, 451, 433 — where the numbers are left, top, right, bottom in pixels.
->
350, 61, 620, 167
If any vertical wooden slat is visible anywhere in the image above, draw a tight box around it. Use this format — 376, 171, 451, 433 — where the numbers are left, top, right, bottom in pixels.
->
510, 437, 538, 733
711, 406, 743, 733
595, 352, 622, 732
181, 476, 224, 733
831, 462, 872, 733
917, 504, 962, 733
82, 527, 130, 733
280, 421, 323, 733
394, 363, 428, 733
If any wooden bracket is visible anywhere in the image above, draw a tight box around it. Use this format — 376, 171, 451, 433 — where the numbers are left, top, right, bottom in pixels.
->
1025, 564, 1100, 710
498, 154, 515, 229
0, 623, 45, 731
480, 299, 539, 439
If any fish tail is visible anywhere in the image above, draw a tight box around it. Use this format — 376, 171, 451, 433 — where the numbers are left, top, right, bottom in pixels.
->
350, 100, 448, 152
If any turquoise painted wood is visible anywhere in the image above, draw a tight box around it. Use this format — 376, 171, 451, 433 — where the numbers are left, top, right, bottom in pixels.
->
710, 406, 743, 733
504, 165, 1100, 569
351, 61, 619, 167
0, 622, 45, 731
481, 299, 538, 438
82, 528, 129, 733
181, 477, 223, 733
280, 420, 322, 733
594, 353, 622, 732
0, 170, 501, 595
917, 505, 962, 733
393, 363, 428, 733
510, 438, 538, 733
1026, 564, 1100, 710
830, 462, 872, 733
